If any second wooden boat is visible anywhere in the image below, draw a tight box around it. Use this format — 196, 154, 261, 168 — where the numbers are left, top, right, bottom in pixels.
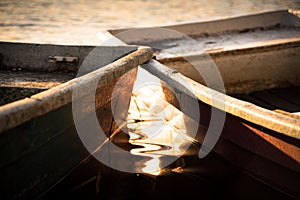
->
101, 9, 300, 198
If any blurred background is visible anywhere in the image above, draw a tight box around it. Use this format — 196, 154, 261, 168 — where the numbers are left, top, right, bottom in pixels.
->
1, 0, 300, 45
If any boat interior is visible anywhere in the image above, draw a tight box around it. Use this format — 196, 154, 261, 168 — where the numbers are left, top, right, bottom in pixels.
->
232, 87, 300, 115
0, 70, 75, 106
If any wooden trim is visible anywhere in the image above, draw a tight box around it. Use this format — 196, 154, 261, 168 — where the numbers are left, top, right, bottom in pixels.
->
0, 47, 153, 133
141, 59, 300, 140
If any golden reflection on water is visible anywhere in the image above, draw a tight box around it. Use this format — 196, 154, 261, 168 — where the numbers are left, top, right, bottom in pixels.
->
127, 68, 195, 175
1, 0, 299, 45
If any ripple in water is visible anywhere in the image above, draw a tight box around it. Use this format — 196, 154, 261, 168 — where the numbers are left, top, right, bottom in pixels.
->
126, 72, 198, 175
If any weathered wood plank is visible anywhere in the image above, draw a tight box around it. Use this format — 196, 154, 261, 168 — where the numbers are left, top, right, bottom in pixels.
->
141, 59, 300, 198
0, 46, 153, 133
141, 59, 300, 139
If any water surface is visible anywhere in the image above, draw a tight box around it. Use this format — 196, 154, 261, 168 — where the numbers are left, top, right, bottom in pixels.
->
1, 0, 299, 44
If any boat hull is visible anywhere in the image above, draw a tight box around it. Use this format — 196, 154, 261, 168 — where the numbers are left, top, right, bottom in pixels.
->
99, 9, 300, 198
171, 89, 300, 198
0, 42, 153, 199
0, 69, 136, 199
141, 60, 300, 199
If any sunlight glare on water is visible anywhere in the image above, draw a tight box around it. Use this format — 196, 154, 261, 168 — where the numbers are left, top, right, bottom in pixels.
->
127, 68, 197, 175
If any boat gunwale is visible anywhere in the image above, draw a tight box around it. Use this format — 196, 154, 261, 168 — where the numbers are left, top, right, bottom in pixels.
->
0, 46, 153, 134
141, 59, 300, 141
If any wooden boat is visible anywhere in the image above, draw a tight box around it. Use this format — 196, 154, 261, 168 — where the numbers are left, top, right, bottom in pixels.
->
100, 9, 300, 198
0, 42, 152, 199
